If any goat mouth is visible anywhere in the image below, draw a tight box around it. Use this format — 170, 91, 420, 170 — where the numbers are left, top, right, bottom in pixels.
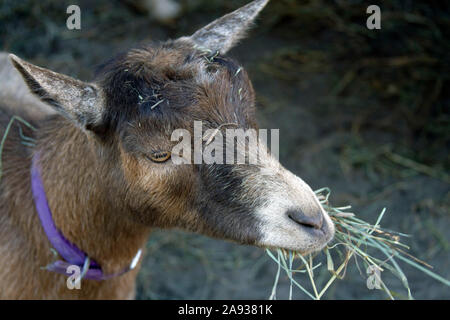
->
257, 215, 335, 254
300, 226, 326, 238
288, 212, 333, 237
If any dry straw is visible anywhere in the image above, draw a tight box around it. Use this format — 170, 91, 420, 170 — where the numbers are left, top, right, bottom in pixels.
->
266, 188, 450, 300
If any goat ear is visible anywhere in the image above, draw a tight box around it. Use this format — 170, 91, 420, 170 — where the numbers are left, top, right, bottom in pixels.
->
187, 0, 269, 54
9, 54, 104, 131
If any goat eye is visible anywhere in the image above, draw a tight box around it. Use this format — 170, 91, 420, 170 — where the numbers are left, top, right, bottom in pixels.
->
147, 151, 171, 163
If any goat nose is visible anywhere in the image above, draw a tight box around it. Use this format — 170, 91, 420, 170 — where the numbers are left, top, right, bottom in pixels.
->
287, 210, 323, 230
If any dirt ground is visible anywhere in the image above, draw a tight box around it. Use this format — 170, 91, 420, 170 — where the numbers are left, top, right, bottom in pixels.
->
1, 0, 448, 299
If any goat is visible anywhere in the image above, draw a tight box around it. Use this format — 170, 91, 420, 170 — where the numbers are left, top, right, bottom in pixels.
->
0, 0, 334, 299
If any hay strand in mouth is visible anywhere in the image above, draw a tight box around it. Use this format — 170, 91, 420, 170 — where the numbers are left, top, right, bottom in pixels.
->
266, 188, 450, 300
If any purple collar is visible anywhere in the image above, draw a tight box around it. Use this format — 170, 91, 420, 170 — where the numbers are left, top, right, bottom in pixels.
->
31, 153, 142, 281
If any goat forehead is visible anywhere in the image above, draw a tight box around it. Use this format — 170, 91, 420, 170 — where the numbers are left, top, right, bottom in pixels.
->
98, 43, 243, 86
98, 43, 255, 133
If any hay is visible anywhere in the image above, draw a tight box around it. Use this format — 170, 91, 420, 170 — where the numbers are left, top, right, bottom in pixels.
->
266, 188, 450, 300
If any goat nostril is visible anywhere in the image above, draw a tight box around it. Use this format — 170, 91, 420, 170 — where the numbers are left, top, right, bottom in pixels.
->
287, 210, 323, 230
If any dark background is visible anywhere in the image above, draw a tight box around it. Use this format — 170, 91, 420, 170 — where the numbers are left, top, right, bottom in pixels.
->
1, 0, 448, 299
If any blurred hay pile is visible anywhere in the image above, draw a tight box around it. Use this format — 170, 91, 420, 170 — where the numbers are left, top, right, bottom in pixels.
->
257, 0, 449, 181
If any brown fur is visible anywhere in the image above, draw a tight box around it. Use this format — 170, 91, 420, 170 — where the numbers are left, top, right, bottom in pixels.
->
0, 110, 144, 298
